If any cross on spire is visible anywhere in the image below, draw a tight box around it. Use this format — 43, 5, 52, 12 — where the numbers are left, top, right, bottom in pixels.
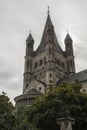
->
47, 6, 50, 14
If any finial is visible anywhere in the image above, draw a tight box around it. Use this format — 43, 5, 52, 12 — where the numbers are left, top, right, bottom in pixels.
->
67, 30, 68, 33
47, 6, 50, 14
30, 30, 31, 34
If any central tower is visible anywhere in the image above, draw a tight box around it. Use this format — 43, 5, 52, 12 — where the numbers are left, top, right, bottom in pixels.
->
23, 10, 75, 94
23, 10, 76, 93
14, 9, 75, 107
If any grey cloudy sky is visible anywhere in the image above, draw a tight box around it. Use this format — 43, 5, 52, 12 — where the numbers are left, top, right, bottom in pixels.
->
0, 0, 87, 104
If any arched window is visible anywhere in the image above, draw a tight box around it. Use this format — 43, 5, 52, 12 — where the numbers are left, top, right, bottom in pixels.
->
50, 73, 52, 78
26, 84, 28, 89
44, 57, 46, 63
70, 60, 72, 67
39, 59, 43, 66
49, 47, 51, 55
27, 60, 29, 71
39, 87, 41, 91
57, 59, 60, 65
30, 60, 32, 70
62, 62, 65, 68
34, 75, 37, 79
34, 62, 38, 69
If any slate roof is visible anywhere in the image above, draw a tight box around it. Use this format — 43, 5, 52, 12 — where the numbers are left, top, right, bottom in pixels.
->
26, 33, 34, 43
58, 69, 87, 85
25, 88, 42, 95
65, 33, 73, 42
34, 14, 64, 56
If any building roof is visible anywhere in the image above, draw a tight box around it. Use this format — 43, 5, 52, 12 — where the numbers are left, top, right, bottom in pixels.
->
65, 33, 73, 42
25, 88, 42, 95
58, 69, 87, 85
26, 33, 34, 43
70, 69, 87, 83
35, 13, 64, 56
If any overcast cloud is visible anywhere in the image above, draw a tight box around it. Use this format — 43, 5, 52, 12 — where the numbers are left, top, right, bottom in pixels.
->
0, 0, 87, 105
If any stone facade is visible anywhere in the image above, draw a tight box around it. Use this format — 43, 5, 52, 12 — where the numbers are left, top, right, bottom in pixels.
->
14, 11, 87, 107
23, 13, 75, 94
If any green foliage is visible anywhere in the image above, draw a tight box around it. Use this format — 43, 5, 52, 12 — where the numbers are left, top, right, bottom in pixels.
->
1, 82, 87, 130
14, 106, 39, 130
25, 82, 87, 130
0, 93, 15, 130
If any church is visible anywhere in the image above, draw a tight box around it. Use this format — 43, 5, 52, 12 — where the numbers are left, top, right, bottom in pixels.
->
14, 9, 87, 107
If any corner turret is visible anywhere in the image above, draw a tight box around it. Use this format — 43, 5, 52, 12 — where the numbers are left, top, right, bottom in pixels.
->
23, 32, 34, 93
64, 33, 75, 75
65, 33, 73, 56
26, 32, 34, 56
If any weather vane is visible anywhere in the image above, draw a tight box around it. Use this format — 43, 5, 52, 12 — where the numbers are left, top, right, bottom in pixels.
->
47, 6, 50, 14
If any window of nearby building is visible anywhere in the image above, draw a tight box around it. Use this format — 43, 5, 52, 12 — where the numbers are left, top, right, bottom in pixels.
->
39, 59, 43, 66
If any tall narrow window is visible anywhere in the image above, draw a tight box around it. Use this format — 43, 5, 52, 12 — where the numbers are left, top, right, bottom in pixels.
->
49, 47, 51, 55
44, 57, 46, 63
67, 61, 70, 71
27, 60, 29, 71
70, 60, 72, 67
57, 59, 60, 65
50, 73, 52, 78
39, 59, 43, 66
30, 60, 32, 70
35, 62, 38, 69
62, 62, 65, 68
26, 84, 28, 89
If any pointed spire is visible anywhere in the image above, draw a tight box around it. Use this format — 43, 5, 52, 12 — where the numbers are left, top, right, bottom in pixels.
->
26, 31, 34, 44
35, 9, 63, 55
45, 6, 53, 27
65, 32, 73, 43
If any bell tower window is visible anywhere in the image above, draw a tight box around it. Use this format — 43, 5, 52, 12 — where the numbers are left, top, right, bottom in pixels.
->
49, 47, 51, 55
50, 73, 52, 78
26, 84, 28, 89
39, 59, 43, 66
35, 62, 38, 69
27, 60, 29, 71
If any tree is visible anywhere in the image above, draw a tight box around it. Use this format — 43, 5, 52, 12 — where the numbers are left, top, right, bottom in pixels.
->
25, 82, 87, 130
14, 106, 39, 130
0, 93, 15, 130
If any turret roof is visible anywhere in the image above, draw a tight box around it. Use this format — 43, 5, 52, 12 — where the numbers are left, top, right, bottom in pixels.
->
65, 33, 72, 42
25, 88, 42, 95
26, 33, 34, 43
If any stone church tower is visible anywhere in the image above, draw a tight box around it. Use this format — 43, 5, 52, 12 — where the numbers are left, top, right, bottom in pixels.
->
23, 11, 75, 95
15, 10, 77, 107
